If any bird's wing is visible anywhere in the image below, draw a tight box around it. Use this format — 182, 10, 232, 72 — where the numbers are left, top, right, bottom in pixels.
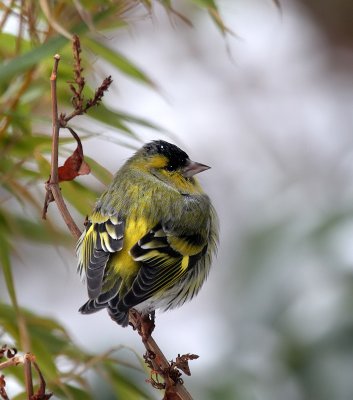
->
118, 223, 207, 311
77, 212, 124, 300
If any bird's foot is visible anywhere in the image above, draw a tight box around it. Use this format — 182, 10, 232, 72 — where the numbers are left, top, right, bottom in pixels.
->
129, 309, 155, 342
141, 311, 155, 342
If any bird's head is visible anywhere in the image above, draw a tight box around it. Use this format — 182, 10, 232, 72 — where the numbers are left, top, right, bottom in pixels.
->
132, 140, 210, 191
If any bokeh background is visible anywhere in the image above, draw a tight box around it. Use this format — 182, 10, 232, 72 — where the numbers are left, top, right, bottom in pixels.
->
1, 0, 353, 399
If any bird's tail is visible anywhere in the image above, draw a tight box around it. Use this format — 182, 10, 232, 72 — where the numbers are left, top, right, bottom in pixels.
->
107, 306, 129, 327
79, 299, 129, 327
79, 299, 105, 314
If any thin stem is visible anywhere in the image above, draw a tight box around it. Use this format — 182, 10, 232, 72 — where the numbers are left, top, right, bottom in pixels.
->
0, 68, 35, 138
49, 184, 82, 239
0, 356, 23, 371
129, 313, 193, 400
149, 339, 192, 400
50, 54, 60, 184
0, 0, 15, 30
32, 361, 49, 397
16, 0, 24, 55
62, 108, 82, 124
45, 54, 82, 238
24, 355, 33, 400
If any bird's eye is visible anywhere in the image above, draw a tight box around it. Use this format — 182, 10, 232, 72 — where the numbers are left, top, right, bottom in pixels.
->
165, 164, 176, 172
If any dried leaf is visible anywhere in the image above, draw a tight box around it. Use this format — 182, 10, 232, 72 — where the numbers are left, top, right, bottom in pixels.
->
58, 147, 90, 181
58, 128, 90, 182
175, 353, 199, 376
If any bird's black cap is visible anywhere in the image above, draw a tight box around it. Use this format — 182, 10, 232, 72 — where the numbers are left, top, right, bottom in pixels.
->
143, 140, 189, 169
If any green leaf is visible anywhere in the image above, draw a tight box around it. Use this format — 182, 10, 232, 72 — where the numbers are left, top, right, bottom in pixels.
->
3, 133, 75, 158
191, 0, 216, 7
190, 0, 230, 35
30, 335, 59, 379
52, 384, 94, 400
3, 180, 41, 210
0, 7, 114, 83
101, 362, 152, 400
86, 104, 139, 138
34, 151, 51, 177
11, 215, 72, 245
0, 35, 67, 83
82, 37, 155, 87
0, 33, 31, 57
61, 181, 98, 215
0, 230, 18, 309
113, 109, 168, 133
0, 303, 18, 338
84, 156, 113, 186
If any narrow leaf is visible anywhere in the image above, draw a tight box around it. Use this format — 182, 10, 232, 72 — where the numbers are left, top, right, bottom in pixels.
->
84, 157, 113, 186
61, 181, 98, 215
0, 7, 113, 82
86, 104, 138, 138
0, 232, 18, 309
83, 37, 155, 87
0, 35, 66, 82
113, 110, 168, 133
102, 363, 152, 399
190, 0, 230, 35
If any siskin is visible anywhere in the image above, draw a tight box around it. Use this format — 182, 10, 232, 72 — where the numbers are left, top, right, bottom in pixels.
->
77, 140, 218, 327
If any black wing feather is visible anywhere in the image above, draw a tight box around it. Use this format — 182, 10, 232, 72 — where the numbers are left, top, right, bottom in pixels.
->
117, 223, 203, 312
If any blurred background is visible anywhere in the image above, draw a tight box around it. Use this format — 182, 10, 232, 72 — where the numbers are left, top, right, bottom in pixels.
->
1, 0, 353, 399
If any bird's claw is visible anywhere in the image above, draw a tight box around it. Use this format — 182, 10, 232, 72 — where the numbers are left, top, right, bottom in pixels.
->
129, 309, 155, 342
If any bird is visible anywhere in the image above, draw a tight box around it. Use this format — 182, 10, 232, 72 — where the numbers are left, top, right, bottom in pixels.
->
77, 140, 218, 331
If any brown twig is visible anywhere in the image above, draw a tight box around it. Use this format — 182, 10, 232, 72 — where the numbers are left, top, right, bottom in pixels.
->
0, 0, 15, 31
144, 335, 194, 400
0, 347, 52, 400
32, 361, 53, 399
0, 374, 9, 400
60, 75, 113, 125
24, 354, 34, 400
43, 37, 196, 400
42, 54, 82, 238
58, 35, 112, 126
0, 357, 23, 371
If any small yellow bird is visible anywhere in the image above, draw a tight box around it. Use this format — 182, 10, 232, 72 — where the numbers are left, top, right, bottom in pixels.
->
77, 140, 218, 327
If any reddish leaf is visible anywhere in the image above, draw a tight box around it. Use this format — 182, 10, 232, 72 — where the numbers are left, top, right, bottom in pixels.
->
58, 128, 91, 182
78, 159, 91, 175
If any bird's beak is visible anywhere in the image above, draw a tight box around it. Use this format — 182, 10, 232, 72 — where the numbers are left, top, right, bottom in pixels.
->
182, 159, 210, 178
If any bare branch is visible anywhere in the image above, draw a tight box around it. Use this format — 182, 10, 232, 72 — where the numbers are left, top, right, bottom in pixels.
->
50, 54, 60, 185
0, 348, 52, 399
24, 354, 34, 400
32, 361, 53, 399
0, 374, 9, 400
0, 356, 23, 371
42, 54, 82, 239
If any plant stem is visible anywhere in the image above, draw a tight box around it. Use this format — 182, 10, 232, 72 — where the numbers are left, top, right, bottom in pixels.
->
45, 54, 82, 238
24, 355, 33, 400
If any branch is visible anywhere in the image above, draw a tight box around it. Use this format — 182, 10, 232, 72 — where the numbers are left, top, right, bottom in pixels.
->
42, 54, 82, 239
0, 348, 52, 400
0, 357, 23, 371
43, 37, 196, 400
24, 354, 34, 400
